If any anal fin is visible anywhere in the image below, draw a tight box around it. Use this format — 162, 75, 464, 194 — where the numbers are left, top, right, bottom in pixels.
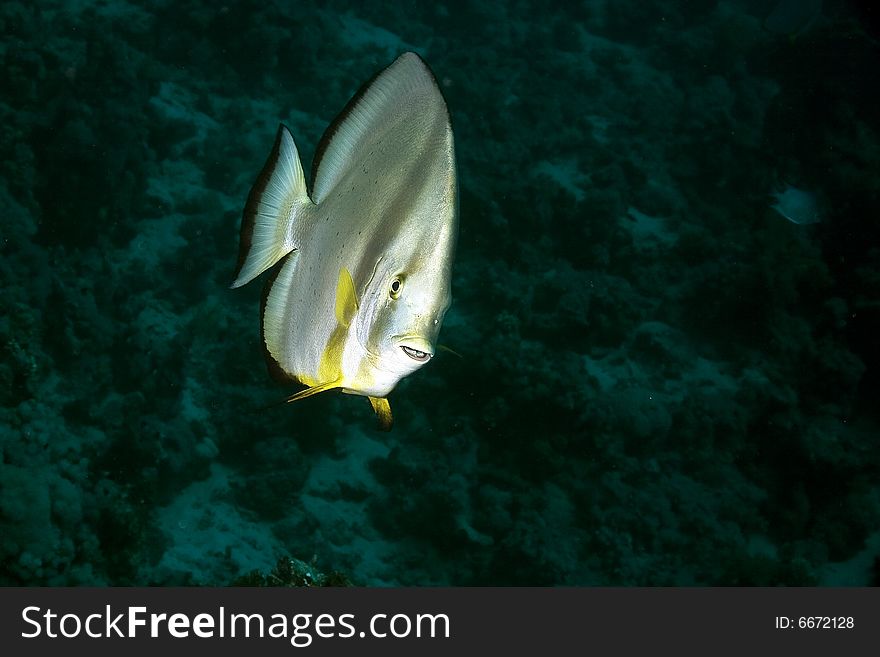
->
260, 252, 298, 384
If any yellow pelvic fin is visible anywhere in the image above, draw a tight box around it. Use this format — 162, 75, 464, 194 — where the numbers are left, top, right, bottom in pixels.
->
335, 267, 359, 328
368, 396, 393, 431
285, 378, 342, 403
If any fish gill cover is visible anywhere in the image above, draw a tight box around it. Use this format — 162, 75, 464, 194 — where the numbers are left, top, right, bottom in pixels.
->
1, 0, 879, 586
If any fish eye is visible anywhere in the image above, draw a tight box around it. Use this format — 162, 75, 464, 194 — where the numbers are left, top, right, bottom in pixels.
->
389, 277, 403, 299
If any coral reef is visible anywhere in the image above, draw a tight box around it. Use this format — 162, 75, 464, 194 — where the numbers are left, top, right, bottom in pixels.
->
233, 556, 351, 587
1, 0, 878, 585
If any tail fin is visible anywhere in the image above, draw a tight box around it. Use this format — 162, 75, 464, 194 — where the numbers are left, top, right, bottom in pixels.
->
231, 124, 312, 288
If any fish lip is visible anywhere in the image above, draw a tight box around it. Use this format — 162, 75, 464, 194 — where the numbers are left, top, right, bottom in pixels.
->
394, 336, 434, 362
401, 345, 432, 362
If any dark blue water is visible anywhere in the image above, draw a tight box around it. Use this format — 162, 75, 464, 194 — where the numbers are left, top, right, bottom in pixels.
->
2, 0, 878, 586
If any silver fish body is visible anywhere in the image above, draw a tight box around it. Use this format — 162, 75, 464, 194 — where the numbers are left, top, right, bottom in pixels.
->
231, 53, 458, 429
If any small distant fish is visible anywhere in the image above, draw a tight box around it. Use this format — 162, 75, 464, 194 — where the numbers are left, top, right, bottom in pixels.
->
231, 53, 458, 430
764, 0, 823, 39
770, 185, 821, 225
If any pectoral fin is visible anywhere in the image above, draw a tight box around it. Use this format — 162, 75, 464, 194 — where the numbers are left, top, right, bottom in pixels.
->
335, 267, 359, 328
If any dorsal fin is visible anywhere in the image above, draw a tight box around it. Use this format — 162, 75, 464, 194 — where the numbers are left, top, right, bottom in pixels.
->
310, 52, 444, 204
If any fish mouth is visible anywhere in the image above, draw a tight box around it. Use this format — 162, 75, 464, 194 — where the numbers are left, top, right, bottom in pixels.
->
395, 336, 434, 362
401, 345, 432, 362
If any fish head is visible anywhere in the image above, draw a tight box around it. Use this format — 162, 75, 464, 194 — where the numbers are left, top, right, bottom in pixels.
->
356, 241, 454, 384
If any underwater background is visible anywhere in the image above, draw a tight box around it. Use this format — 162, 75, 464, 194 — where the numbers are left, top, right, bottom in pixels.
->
2, 0, 879, 586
